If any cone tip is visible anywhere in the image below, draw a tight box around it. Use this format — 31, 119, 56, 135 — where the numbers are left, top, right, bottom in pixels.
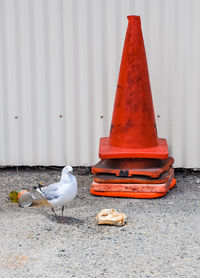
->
127, 15, 141, 21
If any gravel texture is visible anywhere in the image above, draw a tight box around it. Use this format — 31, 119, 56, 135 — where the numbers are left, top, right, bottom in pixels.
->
0, 167, 200, 278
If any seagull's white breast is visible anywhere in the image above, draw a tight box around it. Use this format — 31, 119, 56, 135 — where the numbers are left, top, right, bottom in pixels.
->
47, 174, 77, 208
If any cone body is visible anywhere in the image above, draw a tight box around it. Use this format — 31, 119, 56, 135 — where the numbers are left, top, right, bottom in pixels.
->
99, 15, 168, 159
109, 15, 157, 148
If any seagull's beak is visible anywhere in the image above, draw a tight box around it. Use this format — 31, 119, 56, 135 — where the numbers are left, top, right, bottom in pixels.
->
65, 165, 73, 173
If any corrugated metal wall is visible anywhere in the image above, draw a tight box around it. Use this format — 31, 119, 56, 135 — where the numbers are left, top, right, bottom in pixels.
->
0, 0, 199, 167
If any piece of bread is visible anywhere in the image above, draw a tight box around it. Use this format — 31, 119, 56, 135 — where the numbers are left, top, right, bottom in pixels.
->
96, 209, 126, 226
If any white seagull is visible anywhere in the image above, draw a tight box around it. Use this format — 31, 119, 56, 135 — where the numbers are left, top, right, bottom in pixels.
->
36, 165, 77, 221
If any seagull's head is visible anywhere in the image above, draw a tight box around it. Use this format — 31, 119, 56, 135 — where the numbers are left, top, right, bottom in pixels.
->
62, 165, 73, 175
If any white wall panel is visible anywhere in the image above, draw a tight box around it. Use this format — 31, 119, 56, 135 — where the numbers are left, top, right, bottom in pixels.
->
0, 0, 199, 167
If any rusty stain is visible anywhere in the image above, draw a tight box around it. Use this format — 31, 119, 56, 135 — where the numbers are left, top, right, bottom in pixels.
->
127, 72, 142, 85
110, 124, 114, 134
117, 84, 124, 89
131, 63, 140, 72
126, 118, 133, 128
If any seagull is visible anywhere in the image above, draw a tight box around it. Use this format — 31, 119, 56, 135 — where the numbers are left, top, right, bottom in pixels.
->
36, 165, 77, 221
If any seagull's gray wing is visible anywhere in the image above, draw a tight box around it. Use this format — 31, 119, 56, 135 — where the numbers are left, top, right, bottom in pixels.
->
40, 182, 60, 201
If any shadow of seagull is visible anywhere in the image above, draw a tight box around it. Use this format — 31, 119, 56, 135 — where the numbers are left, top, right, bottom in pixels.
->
45, 212, 85, 226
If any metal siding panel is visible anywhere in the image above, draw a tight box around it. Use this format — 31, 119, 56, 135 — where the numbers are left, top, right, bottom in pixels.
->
0, 0, 199, 167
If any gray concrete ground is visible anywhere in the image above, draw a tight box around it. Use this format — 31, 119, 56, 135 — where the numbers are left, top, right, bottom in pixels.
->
0, 167, 200, 278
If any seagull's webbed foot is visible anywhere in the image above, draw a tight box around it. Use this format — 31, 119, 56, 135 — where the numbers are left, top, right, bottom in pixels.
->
50, 206, 67, 223
57, 217, 67, 223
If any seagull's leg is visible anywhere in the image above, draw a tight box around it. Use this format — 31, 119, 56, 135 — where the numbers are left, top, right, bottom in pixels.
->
56, 206, 66, 223
51, 206, 57, 216
61, 205, 65, 217
51, 206, 62, 223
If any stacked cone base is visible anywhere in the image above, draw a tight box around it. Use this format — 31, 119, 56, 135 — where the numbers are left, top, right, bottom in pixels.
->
94, 166, 173, 184
90, 178, 176, 199
92, 157, 174, 178
90, 160, 176, 198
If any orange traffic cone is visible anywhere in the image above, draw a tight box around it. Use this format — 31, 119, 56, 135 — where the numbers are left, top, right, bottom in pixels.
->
100, 15, 168, 159
90, 15, 176, 198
